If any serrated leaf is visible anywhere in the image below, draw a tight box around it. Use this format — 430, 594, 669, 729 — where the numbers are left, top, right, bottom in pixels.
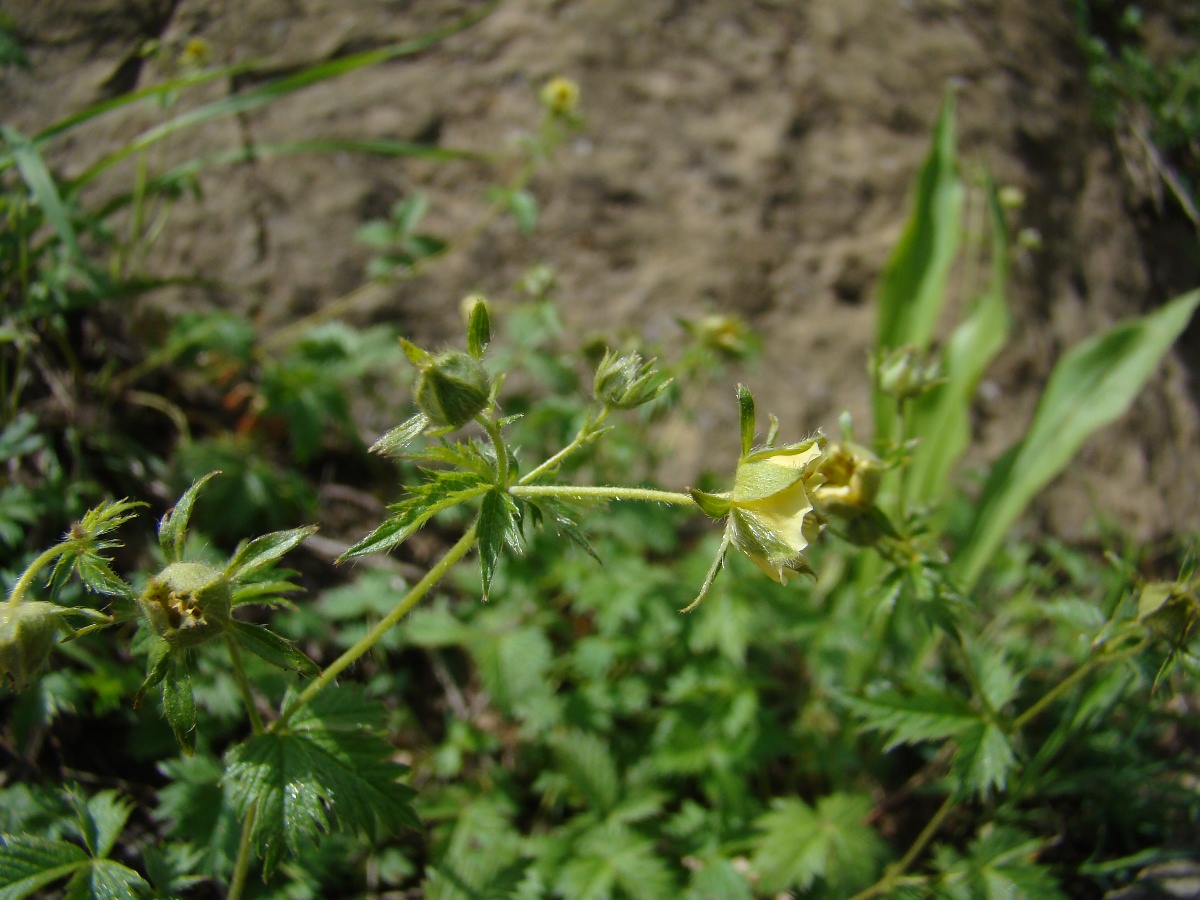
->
370, 413, 430, 456
556, 823, 676, 900
953, 723, 1016, 797
0, 835, 87, 900
931, 826, 1065, 899
751, 794, 886, 895
225, 525, 317, 580
958, 287, 1200, 587
550, 730, 620, 813
61, 859, 149, 900
686, 858, 754, 900
227, 620, 319, 676
424, 797, 523, 900
159, 472, 220, 562
67, 790, 131, 860
477, 489, 521, 599
154, 754, 241, 878
840, 687, 979, 750
224, 685, 418, 878
70, 555, 130, 599
340, 473, 489, 560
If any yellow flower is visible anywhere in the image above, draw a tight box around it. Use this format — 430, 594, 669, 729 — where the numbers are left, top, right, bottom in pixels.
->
540, 77, 580, 118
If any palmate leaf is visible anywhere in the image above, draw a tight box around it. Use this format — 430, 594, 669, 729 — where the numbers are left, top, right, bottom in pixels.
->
424, 797, 524, 900
224, 685, 418, 877
750, 794, 887, 895
61, 860, 149, 900
554, 823, 677, 900
66, 790, 132, 860
339, 472, 490, 560
549, 730, 620, 813
930, 827, 1065, 899
0, 835, 88, 900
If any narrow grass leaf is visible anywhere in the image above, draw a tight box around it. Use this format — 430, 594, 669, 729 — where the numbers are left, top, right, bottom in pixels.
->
957, 288, 1200, 587
1, 125, 80, 258
907, 178, 1010, 505
872, 92, 964, 444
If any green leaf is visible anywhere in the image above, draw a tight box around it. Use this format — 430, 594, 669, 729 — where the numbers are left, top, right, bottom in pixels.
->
750, 794, 886, 895
154, 754, 241, 878
477, 489, 522, 599
930, 827, 1065, 899
424, 798, 524, 900
508, 189, 538, 234
224, 685, 418, 878
736, 384, 756, 456
555, 823, 677, 900
61, 859, 149, 900
685, 858, 753, 900
162, 652, 197, 756
873, 92, 964, 444
952, 722, 1016, 797
339, 473, 490, 560
371, 413, 430, 456
549, 730, 620, 813
467, 296, 491, 360
906, 177, 1010, 505
957, 287, 1200, 587
227, 620, 319, 676
65, 7, 498, 191
66, 790, 131, 860
0, 835, 87, 900
225, 525, 317, 580
159, 472, 220, 563
1, 125, 80, 259
393, 192, 429, 235
840, 686, 979, 749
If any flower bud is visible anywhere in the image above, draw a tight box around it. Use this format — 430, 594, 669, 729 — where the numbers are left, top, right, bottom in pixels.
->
0, 601, 64, 688
138, 562, 231, 648
812, 442, 882, 518
873, 345, 940, 401
593, 349, 670, 410
413, 350, 491, 429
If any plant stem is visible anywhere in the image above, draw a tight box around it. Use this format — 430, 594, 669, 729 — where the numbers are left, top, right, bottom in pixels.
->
275, 525, 478, 729
849, 792, 956, 900
6, 545, 68, 608
1011, 641, 1143, 734
227, 800, 258, 900
509, 484, 697, 506
226, 633, 265, 735
479, 415, 509, 486
519, 408, 609, 485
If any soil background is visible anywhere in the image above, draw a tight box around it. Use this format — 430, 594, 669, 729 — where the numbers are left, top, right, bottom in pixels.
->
3, 0, 1199, 546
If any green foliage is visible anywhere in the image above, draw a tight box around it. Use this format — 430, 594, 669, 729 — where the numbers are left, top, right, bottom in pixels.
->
224, 685, 419, 877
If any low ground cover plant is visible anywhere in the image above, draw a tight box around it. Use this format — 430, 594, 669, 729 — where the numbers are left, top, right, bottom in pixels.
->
2, 11, 1199, 899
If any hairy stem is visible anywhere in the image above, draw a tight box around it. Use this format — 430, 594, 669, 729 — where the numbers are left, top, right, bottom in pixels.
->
519, 408, 609, 485
1011, 640, 1144, 734
6, 544, 68, 608
509, 484, 697, 506
276, 525, 477, 728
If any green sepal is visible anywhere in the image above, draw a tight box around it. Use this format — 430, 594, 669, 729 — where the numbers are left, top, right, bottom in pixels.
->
226, 525, 317, 581
689, 489, 731, 520
228, 619, 320, 676
162, 650, 198, 755
159, 471, 220, 563
370, 413, 429, 456
736, 384, 756, 457
399, 337, 431, 368
466, 295, 491, 359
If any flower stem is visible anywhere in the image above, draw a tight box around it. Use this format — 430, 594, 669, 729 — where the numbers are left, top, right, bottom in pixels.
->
226, 633, 265, 735
1011, 640, 1143, 734
227, 800, 258, 900
276, 525, 478, 729
479, 415, 509, 487
509, 484, 697, 506
519, 408, 609, 485
849, 792, 956, 900
6, 545, 68, 608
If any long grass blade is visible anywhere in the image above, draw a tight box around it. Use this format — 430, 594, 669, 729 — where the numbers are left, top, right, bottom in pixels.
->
1, 125, 80, 258
905, 178, 1010, 506
956, 288, 1200, 588
66, 3, 497, 193
872, 92, 965, 445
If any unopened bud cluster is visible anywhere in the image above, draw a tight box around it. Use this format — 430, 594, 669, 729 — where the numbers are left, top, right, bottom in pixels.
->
593, 349, 670, 410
